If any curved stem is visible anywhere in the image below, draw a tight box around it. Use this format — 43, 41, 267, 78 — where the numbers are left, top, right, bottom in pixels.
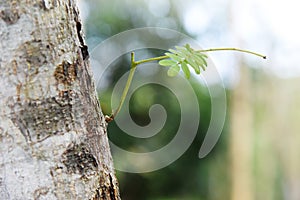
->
135, 48, 266, 65
198, 48, 267, 59
135, 55, 168, 65
110, 52, 137, 119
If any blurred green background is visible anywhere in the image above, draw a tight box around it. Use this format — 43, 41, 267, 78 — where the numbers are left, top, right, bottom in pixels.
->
79, 0, 300, 199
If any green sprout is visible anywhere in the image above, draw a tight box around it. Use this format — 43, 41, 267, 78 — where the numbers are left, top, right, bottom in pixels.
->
104, 44, 266, 122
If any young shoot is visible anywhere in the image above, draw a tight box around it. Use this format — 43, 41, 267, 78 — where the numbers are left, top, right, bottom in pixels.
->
104, 44, 266, 122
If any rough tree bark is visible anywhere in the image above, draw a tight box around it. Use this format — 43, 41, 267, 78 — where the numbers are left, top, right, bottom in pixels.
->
0, 0, 120, 199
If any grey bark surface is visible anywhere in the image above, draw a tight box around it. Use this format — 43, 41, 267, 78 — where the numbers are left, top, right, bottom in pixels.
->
0, 0, 120, 199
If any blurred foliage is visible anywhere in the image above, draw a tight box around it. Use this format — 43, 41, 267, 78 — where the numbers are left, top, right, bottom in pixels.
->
82, 0, 230, 199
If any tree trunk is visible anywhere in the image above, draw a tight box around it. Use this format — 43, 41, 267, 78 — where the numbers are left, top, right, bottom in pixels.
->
0, 0, 120, 199
230, 65, 254, 200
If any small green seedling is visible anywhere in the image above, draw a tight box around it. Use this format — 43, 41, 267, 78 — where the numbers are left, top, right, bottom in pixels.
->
105, 44, 266, 122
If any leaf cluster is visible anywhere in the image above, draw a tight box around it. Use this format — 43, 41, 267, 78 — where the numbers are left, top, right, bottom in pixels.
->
159, 44, 208, 79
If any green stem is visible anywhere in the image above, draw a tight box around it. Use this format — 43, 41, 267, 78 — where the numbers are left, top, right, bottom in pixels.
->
110, 52, 137, 119
198, 48, 267, 59
106, 47, 266, 122
135, 55, 168, 65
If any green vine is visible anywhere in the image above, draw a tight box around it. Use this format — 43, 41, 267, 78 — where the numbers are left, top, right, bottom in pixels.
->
105, 44, 266, 122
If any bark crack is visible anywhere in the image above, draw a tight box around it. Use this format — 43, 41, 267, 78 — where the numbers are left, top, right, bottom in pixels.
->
73, 8, 89, 60
109, 173, 117, 200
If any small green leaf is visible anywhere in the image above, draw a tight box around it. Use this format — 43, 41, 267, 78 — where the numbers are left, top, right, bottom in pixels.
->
175, 46, 191, 57
185, 44, 193, 53
197, 54, 208, 70
166, 45, 209, 77
168, 49, 186, 59
186, 57, 200, 74
198, 52, 208, 58
159, 59, 177, 67
193, 53, 204, 63
165, 53, 182, 62
167, 65, 180, 77
181, 61, 190, 79
196, 52, 208, 61
169, 48, 181, 55
197, 54, 208, 66
193, 55, 206, 70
